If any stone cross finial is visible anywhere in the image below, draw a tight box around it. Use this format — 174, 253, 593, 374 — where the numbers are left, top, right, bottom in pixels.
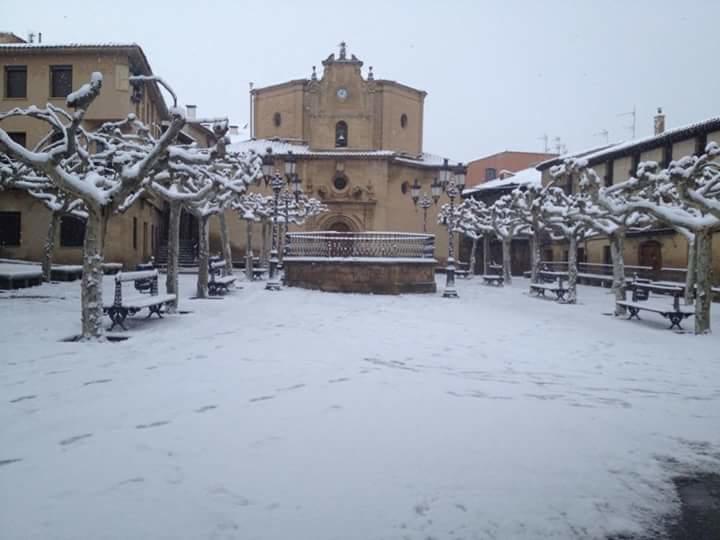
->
311, 65, 317, 80
339, 41, 347, 60
368, 66, 374, 80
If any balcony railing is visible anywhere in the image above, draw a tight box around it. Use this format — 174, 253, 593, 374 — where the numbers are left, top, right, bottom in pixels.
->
285, 232, 435, 259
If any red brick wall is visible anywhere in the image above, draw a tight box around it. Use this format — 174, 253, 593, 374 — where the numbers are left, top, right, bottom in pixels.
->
467, 151, 556, 187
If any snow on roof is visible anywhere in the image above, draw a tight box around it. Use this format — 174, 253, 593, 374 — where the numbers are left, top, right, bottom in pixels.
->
0, 42, 141, 49
228, 138, 452, 167
537, 115, 720, 170
463, 167, 541, 195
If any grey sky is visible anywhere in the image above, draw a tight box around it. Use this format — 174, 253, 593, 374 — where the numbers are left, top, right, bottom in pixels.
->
5, 0, 720, 162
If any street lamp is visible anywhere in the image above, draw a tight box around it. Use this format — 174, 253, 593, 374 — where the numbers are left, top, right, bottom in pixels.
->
260, 149, 283, 290
438, 159, 467, 298
410, 178, 440, 233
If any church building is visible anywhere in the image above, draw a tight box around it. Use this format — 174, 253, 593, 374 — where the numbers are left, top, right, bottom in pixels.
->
220, 43, 459, 260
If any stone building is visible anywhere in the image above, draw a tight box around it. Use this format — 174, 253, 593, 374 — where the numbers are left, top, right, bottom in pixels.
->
0, 34, 209, 268
217, 43, 458, 261
536, 111, 720, 280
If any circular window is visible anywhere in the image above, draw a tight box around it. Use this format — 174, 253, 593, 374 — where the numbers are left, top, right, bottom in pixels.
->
333, 174, 348, 191
273, 112, 282, 127
400, 113, 408, 128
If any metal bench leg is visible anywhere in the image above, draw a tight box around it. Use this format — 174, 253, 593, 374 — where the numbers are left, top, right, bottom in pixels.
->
627, 307, 640, 320
148, 304, 164, 319
668, 314, 683, 330
108, 307, 128, 331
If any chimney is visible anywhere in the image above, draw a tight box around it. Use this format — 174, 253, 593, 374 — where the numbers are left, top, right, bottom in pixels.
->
186, 104, 197, 120
229, 124, 239, 136
38, 32, 42, 43
654, 107, 665, 135
27, 31, 35, 43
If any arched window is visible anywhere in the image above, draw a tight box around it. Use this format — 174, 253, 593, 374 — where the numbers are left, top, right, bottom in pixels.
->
273, 112, 282, 127
335, 121, 348, 148
400, 113, 408, 128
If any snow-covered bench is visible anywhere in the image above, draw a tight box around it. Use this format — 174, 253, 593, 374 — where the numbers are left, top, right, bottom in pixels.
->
104, 270, 176, 330
616, 295, 694, 330
529, 280, 568, 301
482, 275, 504, 286
208, 260, 236, 296
615, 288, 695, 330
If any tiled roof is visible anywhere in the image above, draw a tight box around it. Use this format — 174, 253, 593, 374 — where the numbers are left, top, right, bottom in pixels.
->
229, 138, 453, 168
463, 167, 541, 195
537, 115, 720, 170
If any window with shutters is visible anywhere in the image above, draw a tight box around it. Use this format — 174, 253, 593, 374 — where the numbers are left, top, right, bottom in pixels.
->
50, 65, 73, 98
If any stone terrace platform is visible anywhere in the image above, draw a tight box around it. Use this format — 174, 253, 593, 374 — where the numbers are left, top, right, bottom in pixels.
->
284, 232, 437, 294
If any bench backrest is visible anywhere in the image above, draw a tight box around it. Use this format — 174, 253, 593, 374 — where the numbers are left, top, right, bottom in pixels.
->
210, 260, 226, 271
113, 270, 159, 307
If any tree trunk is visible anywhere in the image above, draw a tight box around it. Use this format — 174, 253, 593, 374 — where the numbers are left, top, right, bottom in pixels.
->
80, 208, 107, 340
278, 221, 285, 264
469, 237, 479, 278
502, 237, 512, 284
218, 211, 233, 275
261, 220, 269, 266
610, 232, 627, 315
567, 236, 578, 304
685, 235, 697, 306
531, 231, 542, 284
483, 235, 490, 275
694, 229, 712, 335
166, 202, 181, 313
196, 215, 210, 299
42, 211, 60, 282
245, 219, 254, 281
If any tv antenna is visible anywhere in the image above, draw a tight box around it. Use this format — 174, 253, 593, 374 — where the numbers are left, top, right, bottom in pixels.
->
538, 133, 549, 153
617, 105, 636, 139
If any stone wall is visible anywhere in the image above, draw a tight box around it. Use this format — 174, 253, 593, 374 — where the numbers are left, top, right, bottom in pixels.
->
284, 259, 437, 294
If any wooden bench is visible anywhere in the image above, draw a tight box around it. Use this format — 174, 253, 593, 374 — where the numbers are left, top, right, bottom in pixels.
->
482, 275, 504, 286
529, 280, 568, 301
103, 270, 176, 331
251, 267, 267, 281
209, 260, 237, 296
617, 287, 693, 330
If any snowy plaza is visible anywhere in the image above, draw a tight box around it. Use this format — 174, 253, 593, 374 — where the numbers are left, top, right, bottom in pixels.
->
2, 275, 719, 539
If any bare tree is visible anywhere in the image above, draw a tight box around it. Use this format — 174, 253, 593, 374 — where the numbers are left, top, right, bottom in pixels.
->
489, 195, 529, 284
0, 73, 189, 339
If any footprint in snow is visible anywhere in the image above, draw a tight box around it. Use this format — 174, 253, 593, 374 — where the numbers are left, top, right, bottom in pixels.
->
0, 458, 23, 467
249, 395, 275, 403
136, 420, 171, 429
278, 383, 306, 392
59, 433, 93, 446
328, 377, 350, 383
83, 379, 112, 386
9, 395, 36, 403
195, 405, 218, 413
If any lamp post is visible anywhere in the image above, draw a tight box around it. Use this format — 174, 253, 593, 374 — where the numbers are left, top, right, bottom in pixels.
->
438, 159, 467, 298
410, 178, 441, 233
262, 149, 299, 291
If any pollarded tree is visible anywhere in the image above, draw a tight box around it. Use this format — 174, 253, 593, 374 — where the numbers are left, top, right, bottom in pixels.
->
540, 184, 594, 304
510, 185, 550, 284
0, 73, 191, 339
570, 160, 656, 313
231, 192, 272, 280
456, 198, 494, 277
607, 146, 720, 334
489, 195, 529, 284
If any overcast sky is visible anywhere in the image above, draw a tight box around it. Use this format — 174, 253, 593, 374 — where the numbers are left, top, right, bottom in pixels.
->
5, 0, 720, 162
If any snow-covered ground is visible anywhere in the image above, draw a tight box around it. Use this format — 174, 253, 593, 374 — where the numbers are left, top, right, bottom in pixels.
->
1, 274, 719, 539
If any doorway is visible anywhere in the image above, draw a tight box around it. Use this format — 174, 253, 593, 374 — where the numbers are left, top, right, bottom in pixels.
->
638, 240, 662, 279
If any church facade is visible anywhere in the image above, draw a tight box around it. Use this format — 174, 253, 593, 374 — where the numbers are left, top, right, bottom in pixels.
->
218, 44, 458, 261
